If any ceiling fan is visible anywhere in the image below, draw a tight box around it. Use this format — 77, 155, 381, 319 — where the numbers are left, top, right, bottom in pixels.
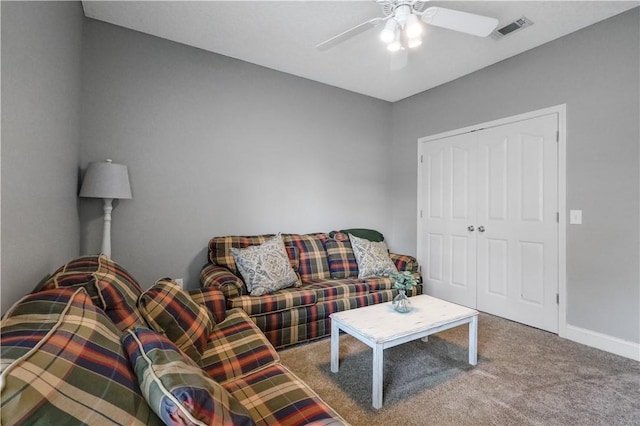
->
316, 1, 499, 53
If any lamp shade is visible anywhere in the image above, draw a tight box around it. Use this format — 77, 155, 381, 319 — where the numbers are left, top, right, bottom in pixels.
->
79, 159, 132, 199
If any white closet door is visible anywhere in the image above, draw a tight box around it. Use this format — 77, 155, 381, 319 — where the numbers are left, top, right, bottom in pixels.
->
418, 112, 560, 333
476, 114, 559, 332
420, 133, 477, 308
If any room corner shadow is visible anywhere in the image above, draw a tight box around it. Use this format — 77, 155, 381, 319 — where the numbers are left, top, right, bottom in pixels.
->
187, 246, 209, 290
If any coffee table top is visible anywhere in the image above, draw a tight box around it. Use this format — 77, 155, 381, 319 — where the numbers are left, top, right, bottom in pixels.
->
330, 295, 478, 344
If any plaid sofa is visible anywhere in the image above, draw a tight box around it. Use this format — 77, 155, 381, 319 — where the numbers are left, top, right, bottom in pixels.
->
1, 255, 348, 426
201, 231, 423, 349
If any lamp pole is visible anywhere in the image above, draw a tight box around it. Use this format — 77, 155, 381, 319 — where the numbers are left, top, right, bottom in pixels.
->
101, 198, 114, 257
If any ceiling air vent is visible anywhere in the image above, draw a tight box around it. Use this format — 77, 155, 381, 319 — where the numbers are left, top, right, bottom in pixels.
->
491, 16, 534, 40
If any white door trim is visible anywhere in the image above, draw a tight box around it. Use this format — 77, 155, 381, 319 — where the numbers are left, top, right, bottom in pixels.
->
417, 104, 567, 338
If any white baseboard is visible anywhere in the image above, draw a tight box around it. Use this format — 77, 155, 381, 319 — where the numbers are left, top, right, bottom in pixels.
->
565, 324, 640, 361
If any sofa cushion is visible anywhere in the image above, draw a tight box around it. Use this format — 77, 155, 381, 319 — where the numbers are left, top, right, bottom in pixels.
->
303, 279, 370, 303
40, 254, 145, 331
349, 234, 398, 278
208, 234, 275, 275
122, 327, 256, 426
230, 235, 300, 296
0, 288, 161, 425
200, 309, 279, 384
285, 245, 300, 271
362, 275, 395, 292
227, 287, 317, 316
138, 278, 215, 363
283, 233, 331, 282
223, 363, 347, 426
226, 279, 372, 317
325, 239, 358, 279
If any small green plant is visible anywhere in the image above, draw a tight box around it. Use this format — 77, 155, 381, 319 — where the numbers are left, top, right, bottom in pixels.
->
390, 271, 417, 291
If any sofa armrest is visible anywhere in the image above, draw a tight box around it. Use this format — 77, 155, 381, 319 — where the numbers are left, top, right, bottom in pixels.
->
188, 287, 227, 323
389, 253, 420, 274
200, 264, 246, 299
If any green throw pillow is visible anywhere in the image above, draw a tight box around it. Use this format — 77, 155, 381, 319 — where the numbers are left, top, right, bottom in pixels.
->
340, 228, 384, 242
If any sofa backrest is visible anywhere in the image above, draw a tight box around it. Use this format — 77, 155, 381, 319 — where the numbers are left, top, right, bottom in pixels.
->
39, 254, 146, 331
206, 230, 395, 284
324, 231, 359, 279
282, 233, 331, 282
208, 233, 332, 283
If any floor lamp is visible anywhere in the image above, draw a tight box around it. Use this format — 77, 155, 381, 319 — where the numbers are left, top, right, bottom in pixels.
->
79, 159, 132, 258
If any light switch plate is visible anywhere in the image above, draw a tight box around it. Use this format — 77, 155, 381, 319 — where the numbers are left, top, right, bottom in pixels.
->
569, 210, 582, 225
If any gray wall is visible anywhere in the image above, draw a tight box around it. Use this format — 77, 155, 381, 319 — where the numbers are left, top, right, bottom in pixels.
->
79, 20, 393, 289
2, 3, 637, 348
1, 1, 84, 313
390, 8, 639, 343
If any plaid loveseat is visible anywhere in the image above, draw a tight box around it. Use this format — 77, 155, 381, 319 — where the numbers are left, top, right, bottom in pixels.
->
1, 255, 348, 425
201, 230, 423, 349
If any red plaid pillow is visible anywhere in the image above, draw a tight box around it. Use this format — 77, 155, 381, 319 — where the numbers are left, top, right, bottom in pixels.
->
208, 235, 275, 275
138, 278, 215, 363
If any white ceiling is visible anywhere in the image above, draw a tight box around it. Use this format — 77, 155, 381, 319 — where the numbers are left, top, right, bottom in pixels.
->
82, 1, 638, 102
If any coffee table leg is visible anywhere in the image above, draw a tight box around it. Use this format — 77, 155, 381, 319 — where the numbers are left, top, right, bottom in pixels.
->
469, 315, 478, 365
331, 320, 339, 373
372, 344, 383, 409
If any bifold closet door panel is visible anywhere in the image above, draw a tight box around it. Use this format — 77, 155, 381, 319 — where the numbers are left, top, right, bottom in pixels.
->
476, 113, 559, 333
420, 132, 477, 309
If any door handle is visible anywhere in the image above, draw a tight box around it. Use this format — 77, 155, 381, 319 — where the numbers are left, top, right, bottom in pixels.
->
478, 226, 485, 233
467, 225, 475, 232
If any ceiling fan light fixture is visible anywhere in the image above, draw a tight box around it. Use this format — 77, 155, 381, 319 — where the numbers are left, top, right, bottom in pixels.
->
387, 39, 402, 52
386, 26, 402, 51
407, 36, 422, 49
405, 13, 423, 39
387, 41, 402, 52
380, 18, 398, 43
380, 6, 424, 52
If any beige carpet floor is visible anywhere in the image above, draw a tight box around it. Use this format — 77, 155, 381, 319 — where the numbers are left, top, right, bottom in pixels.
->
279, 313, 640, 426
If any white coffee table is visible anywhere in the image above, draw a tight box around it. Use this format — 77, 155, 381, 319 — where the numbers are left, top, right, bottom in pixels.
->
330, 294, 478, 409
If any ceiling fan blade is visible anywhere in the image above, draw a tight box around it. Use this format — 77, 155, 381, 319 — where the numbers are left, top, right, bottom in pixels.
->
316, 17, 384, 51
421, 7, 499, 37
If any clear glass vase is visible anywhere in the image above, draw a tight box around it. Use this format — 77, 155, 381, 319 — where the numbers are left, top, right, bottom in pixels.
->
392, 289, 412, 313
